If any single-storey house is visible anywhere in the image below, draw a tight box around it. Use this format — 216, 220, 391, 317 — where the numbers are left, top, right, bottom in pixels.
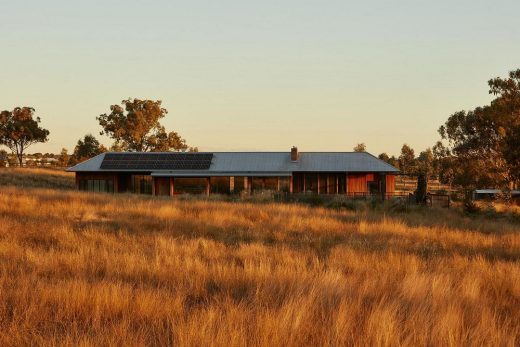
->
67, 147, 399, 198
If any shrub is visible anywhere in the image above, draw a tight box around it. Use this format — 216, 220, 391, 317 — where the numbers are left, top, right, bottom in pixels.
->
463, 199, 481, 214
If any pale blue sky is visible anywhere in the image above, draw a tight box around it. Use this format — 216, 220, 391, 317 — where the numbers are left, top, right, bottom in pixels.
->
1, 0, 519, 155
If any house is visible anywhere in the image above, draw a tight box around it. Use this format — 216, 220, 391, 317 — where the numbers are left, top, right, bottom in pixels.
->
67, 147, 399, 198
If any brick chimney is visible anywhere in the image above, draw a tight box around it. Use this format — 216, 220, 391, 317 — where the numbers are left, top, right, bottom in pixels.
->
291, 146, 298, 161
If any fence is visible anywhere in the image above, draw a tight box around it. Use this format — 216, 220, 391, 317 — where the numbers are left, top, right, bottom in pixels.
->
395, 175, 455, 194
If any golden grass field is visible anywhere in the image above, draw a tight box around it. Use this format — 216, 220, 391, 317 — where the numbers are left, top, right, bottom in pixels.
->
0, 168, 519, 346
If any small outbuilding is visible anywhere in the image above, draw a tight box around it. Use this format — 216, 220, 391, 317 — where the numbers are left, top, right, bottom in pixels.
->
473, 189, 520, 201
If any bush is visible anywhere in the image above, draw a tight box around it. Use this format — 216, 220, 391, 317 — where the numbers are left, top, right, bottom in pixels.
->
463, 199, 481, 214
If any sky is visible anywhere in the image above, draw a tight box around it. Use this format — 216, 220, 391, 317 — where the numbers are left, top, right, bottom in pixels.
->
1, 0, 519, 156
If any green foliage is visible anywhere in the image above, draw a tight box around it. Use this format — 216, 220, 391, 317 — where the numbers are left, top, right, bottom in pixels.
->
378, 152, 389, 161
73, 134, 106, 163
398, 144, 416, 175
463, 199, 481, 215
58, 148, 69, 167
353, 143, 366, 152
417, 149, 434, 178
378, 153, 399, 169
0, 107, 50, 166
97, 98, 189, 152
438, 68, 520, 189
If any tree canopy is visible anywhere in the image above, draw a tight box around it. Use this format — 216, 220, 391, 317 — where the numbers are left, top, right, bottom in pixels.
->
72, 134, 107, 163
417, 148, 435, 179
398, 144, 416, 175
353, 143, 366, 152
97, 98, 189, 152
0, 107, 49, 166
58, 148, 70, 167
378, 152, 390, 162
438, 68, 520, 189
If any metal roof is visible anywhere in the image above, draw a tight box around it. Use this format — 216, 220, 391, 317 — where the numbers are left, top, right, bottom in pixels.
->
475, 189, 520, 194
67, 151, 399, 174
152, 171, 291, 177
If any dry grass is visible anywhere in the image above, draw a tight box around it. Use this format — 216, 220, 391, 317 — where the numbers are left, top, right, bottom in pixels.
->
0, 170, 519, 346
0, 168, 75, 190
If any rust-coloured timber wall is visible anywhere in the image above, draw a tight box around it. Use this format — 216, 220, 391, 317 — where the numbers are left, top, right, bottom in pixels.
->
347, 174, 368, 194
347, 173, 396, 195
386, 174, 396, 194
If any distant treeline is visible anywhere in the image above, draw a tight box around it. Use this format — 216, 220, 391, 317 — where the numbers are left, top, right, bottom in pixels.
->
2, 69, 520, 193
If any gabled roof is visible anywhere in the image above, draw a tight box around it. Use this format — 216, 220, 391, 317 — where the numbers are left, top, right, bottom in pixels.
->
67, 151, 399, 174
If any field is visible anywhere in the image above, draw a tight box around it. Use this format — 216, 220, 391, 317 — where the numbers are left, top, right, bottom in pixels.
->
0, 169, 519, 346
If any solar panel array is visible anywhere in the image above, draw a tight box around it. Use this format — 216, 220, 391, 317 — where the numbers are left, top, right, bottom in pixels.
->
100, 153, 213, 170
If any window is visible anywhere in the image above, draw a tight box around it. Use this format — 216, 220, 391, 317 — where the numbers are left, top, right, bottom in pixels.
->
263, 177, 278, 191
210, 177, 230, 194
79, 179, 114, 193
131, 175, 152, 194
232, 177, 245, 193
278, 177, 290, 192
368, 181, 380, 194
319, 174, 327, 193
174, 178, 207, 194
304, 174, 318, 193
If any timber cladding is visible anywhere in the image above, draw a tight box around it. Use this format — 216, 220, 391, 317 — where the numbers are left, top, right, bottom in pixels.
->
386, 174, 396, 193
347, 174, 369, 193
347, 173, 396, 194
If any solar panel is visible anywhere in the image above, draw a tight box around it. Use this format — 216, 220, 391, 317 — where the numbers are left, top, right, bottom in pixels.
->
100, 153, 213, 170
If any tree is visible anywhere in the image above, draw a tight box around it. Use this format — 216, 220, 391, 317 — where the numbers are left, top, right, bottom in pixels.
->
378, 153, 390, 162
378, 152, 399, 169
97, 98, 189, 152
432, 141, 455, 185
73, 134, 106, 162
58, 148, 69, 167
488, 69, 520, 184
353, 143, 366, 152
0, 107, 50, 166
398, 144, 416, 175
388, 156, 399, 169
417, 148, 434, 179
439, 68, 520, 189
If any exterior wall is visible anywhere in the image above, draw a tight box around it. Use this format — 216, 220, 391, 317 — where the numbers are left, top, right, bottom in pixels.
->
210, 177, 231, 194
347, 173, 395, 196
386, 174, 396, 194
154, 177, 171, 196
76, 172, 119, 192
347, 174, 368, 195
117, 174, 132, 193
76, 172, 397, 197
